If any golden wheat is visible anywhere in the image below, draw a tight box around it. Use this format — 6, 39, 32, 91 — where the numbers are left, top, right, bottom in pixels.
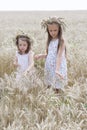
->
0, 11, 87, 130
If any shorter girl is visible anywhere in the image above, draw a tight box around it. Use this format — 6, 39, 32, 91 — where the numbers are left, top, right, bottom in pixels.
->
13, 34, 34, 79
35, 16, 67, 93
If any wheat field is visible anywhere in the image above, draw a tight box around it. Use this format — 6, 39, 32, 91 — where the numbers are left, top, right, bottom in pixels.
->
0, 11, 87, 130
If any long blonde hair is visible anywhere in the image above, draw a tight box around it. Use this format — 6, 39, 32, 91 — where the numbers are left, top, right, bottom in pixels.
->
41, 16, 66, 54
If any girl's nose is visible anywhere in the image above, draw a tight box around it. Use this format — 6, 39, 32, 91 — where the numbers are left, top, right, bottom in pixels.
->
52, 31, 55, 35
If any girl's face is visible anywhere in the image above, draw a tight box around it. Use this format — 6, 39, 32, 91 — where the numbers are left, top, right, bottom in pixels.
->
48, 23, 59, 39
18, 39, 28, 54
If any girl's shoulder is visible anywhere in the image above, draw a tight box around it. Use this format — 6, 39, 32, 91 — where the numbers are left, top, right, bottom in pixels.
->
61, 38, 66, 46
29, 50, 34, 56
15, 51, 20, 57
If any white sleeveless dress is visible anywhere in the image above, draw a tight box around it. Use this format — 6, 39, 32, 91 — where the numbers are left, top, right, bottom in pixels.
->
16, 51, 33, 79
44, 39, 67, 89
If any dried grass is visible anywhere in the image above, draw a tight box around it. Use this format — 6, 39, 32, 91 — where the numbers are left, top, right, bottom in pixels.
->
0, 11, 87, 130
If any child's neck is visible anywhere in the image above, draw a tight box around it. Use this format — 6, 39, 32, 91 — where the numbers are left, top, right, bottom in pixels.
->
19, 51, 26, 55
52, 38, 58, 41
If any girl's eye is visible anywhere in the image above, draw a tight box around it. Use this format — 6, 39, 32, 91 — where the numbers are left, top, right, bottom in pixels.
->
49, 30, 52, 32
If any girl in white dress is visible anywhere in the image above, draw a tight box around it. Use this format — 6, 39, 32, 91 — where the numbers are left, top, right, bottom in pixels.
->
35, 16, 67, 93
13, 34, 34, 79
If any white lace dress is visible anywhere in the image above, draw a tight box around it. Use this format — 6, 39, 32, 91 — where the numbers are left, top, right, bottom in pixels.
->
44, 39, 67, 89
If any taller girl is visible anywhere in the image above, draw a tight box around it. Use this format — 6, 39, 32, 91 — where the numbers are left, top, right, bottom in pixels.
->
35, 16, 67, 92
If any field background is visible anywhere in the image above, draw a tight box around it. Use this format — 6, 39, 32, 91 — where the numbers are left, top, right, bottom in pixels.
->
0, 11, 87, 130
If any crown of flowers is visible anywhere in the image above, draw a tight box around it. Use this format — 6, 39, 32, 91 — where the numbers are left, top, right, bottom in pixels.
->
14, 30, 34, 44
41, 16, 66, 31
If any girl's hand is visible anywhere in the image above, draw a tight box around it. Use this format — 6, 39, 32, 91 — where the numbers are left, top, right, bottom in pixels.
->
24, 69, 29, 76
13, 62, 21, 68
34, 54, 41, 60
55, 71, 64, 80
34, 54, 47, 60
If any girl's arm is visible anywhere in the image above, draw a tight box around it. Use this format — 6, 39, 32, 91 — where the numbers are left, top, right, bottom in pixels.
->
34, 53, 47, 60
55, 40, 66, 79
24, 51, 34, 75
13, 52, 21, 68
13, 56, 19, 67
